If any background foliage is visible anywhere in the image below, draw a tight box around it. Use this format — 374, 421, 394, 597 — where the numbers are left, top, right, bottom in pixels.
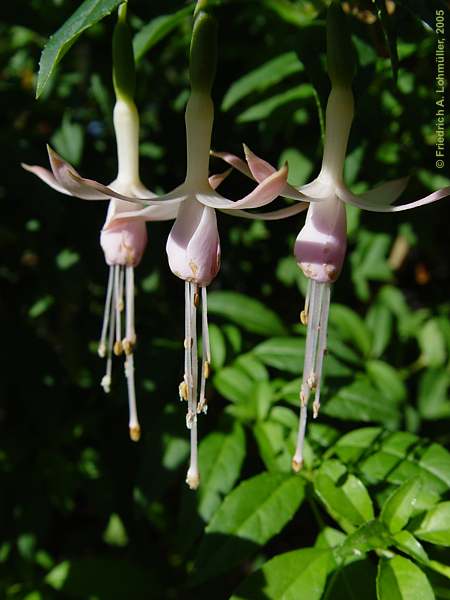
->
1, 0, 450, 598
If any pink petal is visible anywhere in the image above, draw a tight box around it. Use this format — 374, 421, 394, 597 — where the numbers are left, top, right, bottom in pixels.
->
104, 200, 183, 230
100, 219, 148, 267
198, 163, 288, 210
336, 181, 450, 212
221, 202, 308, 220
294, 196, 347, 283
22, 163, 73, 196
166, 197, 220, 287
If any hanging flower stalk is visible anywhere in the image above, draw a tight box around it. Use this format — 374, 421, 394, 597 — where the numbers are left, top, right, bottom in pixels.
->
39, 3, 289, 488
213, 2, 450, 471
22, 4, 181, 441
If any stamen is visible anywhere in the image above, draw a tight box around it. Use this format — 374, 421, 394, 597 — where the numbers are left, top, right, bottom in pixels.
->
122, 267, 136, 355
100, 281, 116, 394
114, 265, 124, 356
98, 266, 114, 358
292, 280, 326, 471
124, 353, 140, 442
312, 283, 331, 418
185, 281, 200, 489
198, 286, 210, 415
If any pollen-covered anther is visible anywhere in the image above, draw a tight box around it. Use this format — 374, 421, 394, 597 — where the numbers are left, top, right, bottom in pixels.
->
113, 340, 123, 356
98, 342, 107, 358
307, 373, 317, 390
197, 397, 208, 414
179, 380, 188, 401
300, 310, 308, 325
203, 360, 210, 379
291, 457, 304, 473
186, 409, 197, 429
186, 468, 200, 490
129, 424, 141, 442
313, 400, 321, 419
194, 291, 200, 307
117, 298, 125, 312
183, 337, 193, 349
300, 390, 307, 407
122, 338, 134, 355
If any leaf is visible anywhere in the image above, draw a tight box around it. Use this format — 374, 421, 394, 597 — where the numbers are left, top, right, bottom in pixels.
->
314, 460, 374, 533
253, 421, 293, 473
332, 427, 383, 463
133, 6, 193, 63
376, 556, 434, 600
392, 531, 429, 565
252, 337, 304, 373
324, 558, 378, 600
415, 502, 450, 547
221, 52, 303, 111
208, 291, 287, 336
36, 0, 123, 98
278, 148, 313, 186
197, 423, 246, 522
230, 547, 334, 600
418, 319, 447, 368
193, 472, 305, 583
51, 114, 84, 166
261, 0, 326, 26
339, 520, 392, 558
323, 379, 400, 427
418, 369, 450, 420
237, 84, 313, 123
329, 304, 372, 356
380, 477, 423, 533
366, 360, 406, 404
209, 323, 226, 369
213, 366, 253, 404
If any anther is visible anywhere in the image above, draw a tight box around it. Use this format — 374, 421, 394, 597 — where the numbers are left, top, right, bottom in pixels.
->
98, 342, 106, 358
291, 457, 304, 473
101, 374, 111, 394
113, 340, 123, 356
122, 338, 134, 355
194, 291, 200, 307
129, 425, 141, 442
197, 398, 208, 414
300, 310, 308, 325
307, 373, 317, 390
186, 468, 200, 490
179, 380, 188, 401
186, 410, 196, 429
203, 361, 210, 379
313, 401, 320, 419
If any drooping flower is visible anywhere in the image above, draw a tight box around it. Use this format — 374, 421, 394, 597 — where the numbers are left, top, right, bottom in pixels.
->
214, 2, 450, 472
38, 6, 289, 489
22, 4, 179, 442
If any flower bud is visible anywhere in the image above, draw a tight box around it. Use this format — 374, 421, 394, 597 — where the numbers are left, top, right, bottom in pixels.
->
189, 10, 217, 95
327, 2, 356, 88
113, 3, 136, 102
294, 196, 347, 283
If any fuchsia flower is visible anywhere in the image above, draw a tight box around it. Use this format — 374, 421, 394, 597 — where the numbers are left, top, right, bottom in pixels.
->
32, 9, 288, 489
21, 5, 178, 442
215, 3, 450, 472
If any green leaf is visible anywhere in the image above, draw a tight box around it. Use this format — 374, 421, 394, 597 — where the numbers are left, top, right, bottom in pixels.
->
261, 0, 326, 26
329, 304, 372, 356
332, 427, 383, 463
102, 513, 128, 547
373, 0, 399, 81
133, 6, 193, 63
381, 477, 423, 533
213, 366, 253, 404
418, 369, 450, 420
418, 319, 447, 368
28, 295, 54, 318
253, 421, 294, 473
208, 291, 287, 336
237, 84, 313, 123
323, 379, 400, 427
235, 353, 269, 382
376, 556, 434, 600
197, 423, 246, 522
230, 547, 334, 600
222, 52, 303, 111
252, 337, 304, 373
36, 0, 123, 98
392, 531, 429, 565
314, 460, 374, 533
51, 114, 84, 166
339, 520, 392, 558
415, 502, 450, 547
278, 148, 313, 186
324, 558, 378, 600
56, 248, 80, 270
194, 472, 305, 583
209, 323, 226, 369
366, 360, 406, 404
